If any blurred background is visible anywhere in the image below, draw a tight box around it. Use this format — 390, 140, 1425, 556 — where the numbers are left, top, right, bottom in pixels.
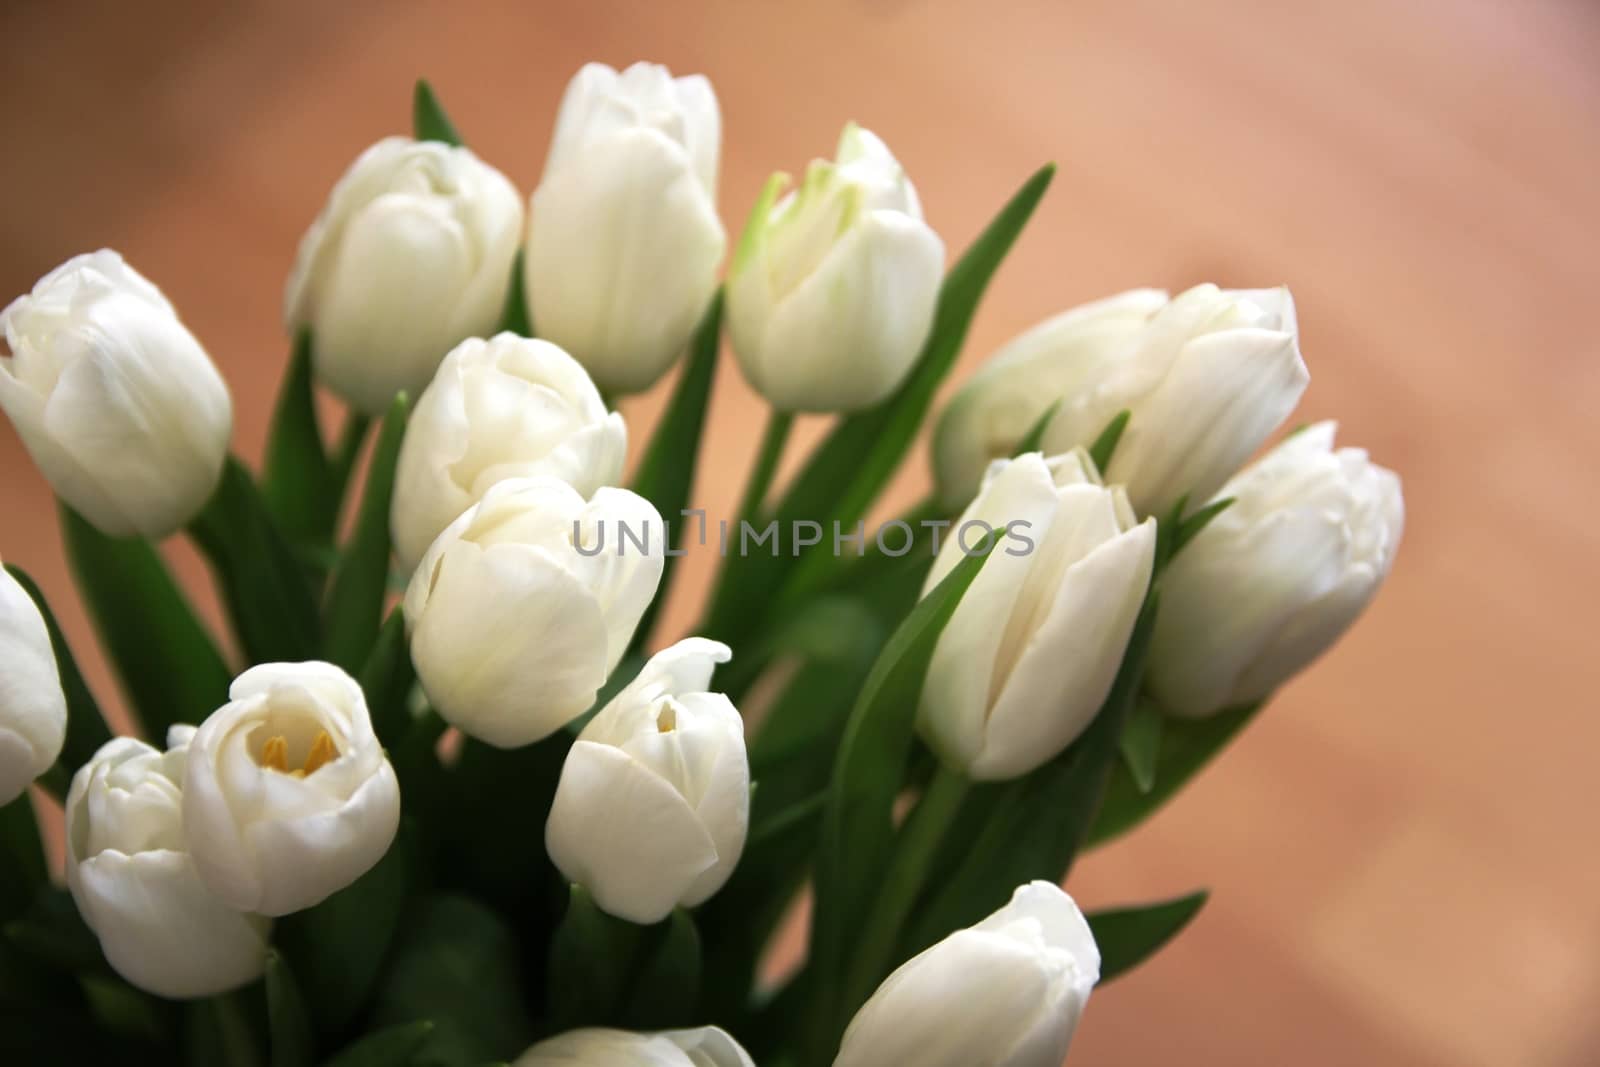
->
3, 1, 1597, 1064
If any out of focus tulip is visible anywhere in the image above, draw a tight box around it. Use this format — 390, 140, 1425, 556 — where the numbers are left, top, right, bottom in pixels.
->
514, 1026, 754, 1067
0, 250, 232, 538
1146, 422, 1404, 716
183, 662, 400, 916
390, 332, 626, 573
66, 732, 269, 998
920, 451, 1155, 780
403, 477, 664, 748
526, 62, 724, 394
0, 561, 67, 805
727, 123, 944, 412
285, 137, 523, 414
546, 639, 748, 924
834, 881, 1099, 1067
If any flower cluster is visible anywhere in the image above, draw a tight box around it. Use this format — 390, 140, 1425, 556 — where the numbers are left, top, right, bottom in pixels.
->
0, 61, 1402, 1067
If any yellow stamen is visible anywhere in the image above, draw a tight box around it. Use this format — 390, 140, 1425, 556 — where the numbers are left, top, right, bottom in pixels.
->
302, 731, 337, 776
260, 735, 289, 772
258, 730, 338, 777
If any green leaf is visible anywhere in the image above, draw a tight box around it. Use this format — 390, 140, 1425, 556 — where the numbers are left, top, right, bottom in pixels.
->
1088, 701, 1263, 847
4, 565, 110, 775
184, 991, 264, 1067
412, 79, 464, 145
265, 953, 313, 1067
61, 503, 231, 738
621, 908, 701, 1031
805, 535, 998, 1057
498, 250, 533, 336
189, 457, 324, 664
443, 735, 569, 913
705, 165, 1055, 641
274, 824, 412, 1034
3, 887, 104, 975
359, 610, 416, 747
262, 331, 336, 545
372, 895, 532, 1066
0, 798, 45, 922
1120, 696, 1164, 794
629, 291, 723, 653
323, 1022, 435, 1067
1089, 890, 1208, 982
1087, 409, 1130, 474
323, 393, 409, 672
1170, 496, 1234, 559
1011, 398, 1061, 457
548, 886, 701, 1032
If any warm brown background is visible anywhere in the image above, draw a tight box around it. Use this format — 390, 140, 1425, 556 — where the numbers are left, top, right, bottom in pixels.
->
3, 1, 1597, 1064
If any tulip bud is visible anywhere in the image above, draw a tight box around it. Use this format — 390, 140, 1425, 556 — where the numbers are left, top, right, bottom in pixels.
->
182, 662, 400, 916
936, 284, 1308, 517
0, 250, 233, 538
546, 639, 748, 924
1146, 422, 1404, 717
526, 62, 725, 394
514, 1026, 755, 1067
390, 333, 626, 574
727, 123, 944, 412
835, 881, 1099, 1067
920, 451, 1155, 780
65, 733, 269, 998
285, 137, 524, 414
0, 563, 67, 805
404, 477, 664, 748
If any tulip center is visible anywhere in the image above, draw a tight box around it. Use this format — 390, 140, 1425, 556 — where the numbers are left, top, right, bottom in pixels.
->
259, 730, 338, 778
656, 705, 678, 733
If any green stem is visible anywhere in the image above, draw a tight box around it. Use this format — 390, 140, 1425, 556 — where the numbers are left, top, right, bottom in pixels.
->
328, 412, 373, 517
699, 410, 794, 644
735, 411, 794, 527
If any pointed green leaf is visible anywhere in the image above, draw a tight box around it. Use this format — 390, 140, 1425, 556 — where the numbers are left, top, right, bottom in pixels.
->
1089, 890, 1208, 982
61, 503, 230, 738
1011, 398, 1061, 457
324, 393, 409, 672
359, 610, 416, 747
498, 250, 533, 336
4, 565, 110, 775
265, 953, 312, 1067
412, 79, 464, 145
630, 291, 723, 653
1120, 695, 1164, 794
1171, 496, 1234, 559
1087, 409, 1130, 474
1088, 701, 1263, 847
262, 331, 336, 544
323, 1022, 435, 1067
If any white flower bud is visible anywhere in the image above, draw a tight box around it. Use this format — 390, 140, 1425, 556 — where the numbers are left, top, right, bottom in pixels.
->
390, 333, 625, 574
182, 662, 400, 916
546, 639, 748, 924
1146, 422, 1404, 716
920, 451, 1156, 780
0, 250, 233, 538
526, 62, 725, 395
0, 563, 67, 805
65, 734, 269, 998
728, 123, 944, 412
403, 477, 664, 748
514, 1026, 754, 1067
835, 881, 1099, 1067
285, 137, 524, 414
936, 284, 1309, 517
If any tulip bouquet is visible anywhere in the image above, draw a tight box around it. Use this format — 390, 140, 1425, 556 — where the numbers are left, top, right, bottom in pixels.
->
0, 63, 1403, 1067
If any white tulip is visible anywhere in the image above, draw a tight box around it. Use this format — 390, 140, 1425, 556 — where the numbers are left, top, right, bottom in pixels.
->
546, 639, 748, 924
404, 477, 664, 748
932, 288, 1169, 509
390, 333, 626, 574
727, 123, 944, 412
920, 451, 1156, 780
0, 250, 232, 538
0, 562, 67, 805
1146, 422, 1404, 717
937, 284, 1308, 517
514, 1026, 755, 1067
834, 881, 1099, 1067
65, 732, 269, 998
526, 62, 725, 395
285, 137, 524, 414
182, 662, 400, 917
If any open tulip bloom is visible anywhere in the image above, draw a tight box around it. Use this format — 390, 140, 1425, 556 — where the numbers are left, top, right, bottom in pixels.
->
0, 69, 1402, 1067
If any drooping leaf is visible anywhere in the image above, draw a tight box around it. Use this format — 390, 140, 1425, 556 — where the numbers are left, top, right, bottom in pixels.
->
60, 503, 231, 738
323, 393, 409, 672
1119, 695, 1164, 794
629, 291, 723, 653
323, 1022, 435, 1067
264, 953, 313, 1067
4, 565, 110, 775
1088, 890, 1209, 982
261, 331, 336, 545
1088, 701, 1263, 847
412, 79, 464, 146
